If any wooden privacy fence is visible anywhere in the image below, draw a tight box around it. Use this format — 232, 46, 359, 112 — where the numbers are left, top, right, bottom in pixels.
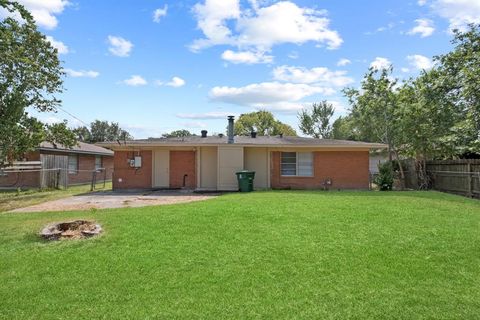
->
404, 159, 480, 198
427, 160, 480, 198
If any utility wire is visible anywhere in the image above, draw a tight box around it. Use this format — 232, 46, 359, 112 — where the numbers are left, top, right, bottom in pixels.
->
56, 106, 90, 127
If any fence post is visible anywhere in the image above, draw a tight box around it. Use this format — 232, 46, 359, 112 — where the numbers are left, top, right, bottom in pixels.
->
467, 162, 473, 198
103, 169, 107, 189
56, 169, 61, 189
91, 171, 96, 191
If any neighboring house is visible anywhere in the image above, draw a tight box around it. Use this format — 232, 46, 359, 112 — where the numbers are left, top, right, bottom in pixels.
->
98, 117, 385, 191
369, 150, 389, 174
0, 142, 114, 189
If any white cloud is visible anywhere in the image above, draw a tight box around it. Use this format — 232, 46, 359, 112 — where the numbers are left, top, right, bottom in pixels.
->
0, 0, 70, 29
191, 0, 241, 50
156, 77, 186, 87
272, 65, 354, 87
191, 0, 342, 58
288, 51, 299, 59
107, 35, 133, 57
153, 5, 168, 22
167, 77, 186, 87
176, 111, 234, 119
408, 19, 435, 37
180, 121, 207, 128
365, 22, 395, 35
64, 68, 99, 78
401, 67, 410, 73
418, 0, 427, 5
209, 82, 335, 113
235, 2, 342, 50
122, 75, 147, 86
45, 36, 69, 54
221, 50, 273, 64
370, 57, 392, 70
431, 0, 480, 31
407, 54, 433, 70
337, 58, 351, 66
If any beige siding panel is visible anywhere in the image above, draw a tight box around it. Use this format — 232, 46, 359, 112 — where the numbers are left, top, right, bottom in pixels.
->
218, 146, 244, 191
244, 147, 268, 189
153, 150, 169, 187
200, 147, 217, 189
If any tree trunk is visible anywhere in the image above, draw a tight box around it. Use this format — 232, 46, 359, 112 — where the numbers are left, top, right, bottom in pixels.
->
392, 149, 405, 190
416, 157, 429, 190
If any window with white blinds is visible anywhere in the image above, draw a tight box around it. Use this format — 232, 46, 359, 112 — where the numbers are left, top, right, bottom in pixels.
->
280, 152, 313, 176
297, 152, 313, 176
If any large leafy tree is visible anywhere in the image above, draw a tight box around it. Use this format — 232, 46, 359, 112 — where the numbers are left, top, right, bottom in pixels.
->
343, 67, 407, 183
234, 111, 297, 136
331, 115, 363, 141
396, 70, 460, 187
0, 0, 75, 167
433, 24, 480, 155
73, 120, 133, 143
298, 101, 335, 138
162, 129, 195, 138
343, 67, 401, 161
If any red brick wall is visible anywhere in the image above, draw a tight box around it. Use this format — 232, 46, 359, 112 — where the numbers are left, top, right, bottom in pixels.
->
112, 150, 152, 189
270, 151, 369, 190
102, 156, 114, 181
169, 151, 196, 189
0, 151, 41, 188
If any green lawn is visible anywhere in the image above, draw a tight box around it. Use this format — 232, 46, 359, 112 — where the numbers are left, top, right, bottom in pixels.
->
0, 182, 112, 212
1, 191, 479, 319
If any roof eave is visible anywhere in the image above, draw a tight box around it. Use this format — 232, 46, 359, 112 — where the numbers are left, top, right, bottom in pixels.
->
96, 142, 387, 149
38, 147, 114, 156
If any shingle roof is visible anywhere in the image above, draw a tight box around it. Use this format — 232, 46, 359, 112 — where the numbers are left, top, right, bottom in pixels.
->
97, 135, 386, 149
39, 141, 114, 156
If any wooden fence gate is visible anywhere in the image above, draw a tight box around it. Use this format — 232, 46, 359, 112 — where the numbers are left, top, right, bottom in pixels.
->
40, 154, 68, 189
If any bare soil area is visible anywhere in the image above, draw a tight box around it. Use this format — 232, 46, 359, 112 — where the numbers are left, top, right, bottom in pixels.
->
10, 190, 218, 213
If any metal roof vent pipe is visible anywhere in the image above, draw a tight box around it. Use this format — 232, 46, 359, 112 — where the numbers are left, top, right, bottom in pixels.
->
201, 130, 208, 138
227, 116, 235, 144
251, 131, 257, 138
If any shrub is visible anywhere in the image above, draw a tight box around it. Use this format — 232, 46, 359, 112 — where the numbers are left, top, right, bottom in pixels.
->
375, 162, 394, 191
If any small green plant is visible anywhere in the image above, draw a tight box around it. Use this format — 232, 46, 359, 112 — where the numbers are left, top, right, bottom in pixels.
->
375, 162, 394, 191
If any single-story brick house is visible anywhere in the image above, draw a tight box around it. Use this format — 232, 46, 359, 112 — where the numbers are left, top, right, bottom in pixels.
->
98, 117, 385, 191
0, 142, 114, 189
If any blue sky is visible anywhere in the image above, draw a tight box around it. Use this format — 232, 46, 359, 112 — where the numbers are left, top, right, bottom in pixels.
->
13, 0, 480, 138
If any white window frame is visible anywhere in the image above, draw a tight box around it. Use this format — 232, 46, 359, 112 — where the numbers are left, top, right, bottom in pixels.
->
280, 152, 314, 177
68, 154, 78, 175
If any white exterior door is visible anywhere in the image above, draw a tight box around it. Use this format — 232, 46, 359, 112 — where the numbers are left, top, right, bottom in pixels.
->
153, 150, 169, 187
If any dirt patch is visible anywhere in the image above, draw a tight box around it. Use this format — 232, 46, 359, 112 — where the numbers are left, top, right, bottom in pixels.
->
40, 220, 102, 240
11, 191, 219, 213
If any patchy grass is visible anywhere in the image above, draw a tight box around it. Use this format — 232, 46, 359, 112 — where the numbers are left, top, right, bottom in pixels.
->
0, 191, 479, 319
0, 182, 112, 212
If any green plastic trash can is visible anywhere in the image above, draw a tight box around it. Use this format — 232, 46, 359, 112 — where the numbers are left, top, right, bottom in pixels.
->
235, 170, 255, 192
